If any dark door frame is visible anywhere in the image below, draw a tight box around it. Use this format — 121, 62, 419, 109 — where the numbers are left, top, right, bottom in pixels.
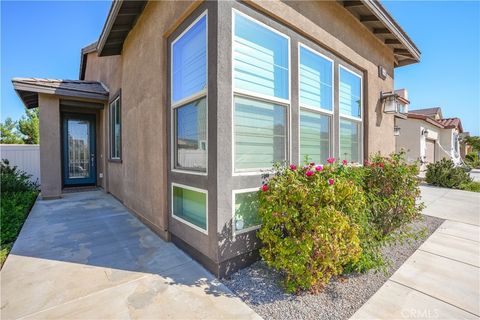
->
61, 113, 97, 187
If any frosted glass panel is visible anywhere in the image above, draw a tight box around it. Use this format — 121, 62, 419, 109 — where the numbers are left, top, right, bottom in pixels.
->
173, 186, 207, 230
339, 68, 362, 118
174, 98, 207, 172
172, 15, 207, 103
68, 120, 90, 178
234, 191, 261, 232
299, 47, 332, 110
340, 119, 361, 163
300, 111, 330, 163
234, 13, 289, 100
234, 96, 287, 171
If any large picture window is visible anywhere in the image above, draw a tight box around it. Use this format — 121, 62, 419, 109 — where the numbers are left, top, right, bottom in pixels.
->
233, 189, 261, 234
172, 184, 207, 232
171, 12, 207, 174
234, 96, 287, 171
109, 95, 121, 160
233, 11, 290, 173
299, 45, 333, 111
300, 110, 330, 163
299, 44, 333, 163
339, 66, 362, 163
174, 98, 207, 171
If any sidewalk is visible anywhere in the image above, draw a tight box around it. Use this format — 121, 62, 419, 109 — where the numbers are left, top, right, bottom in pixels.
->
351, 185, 480, 319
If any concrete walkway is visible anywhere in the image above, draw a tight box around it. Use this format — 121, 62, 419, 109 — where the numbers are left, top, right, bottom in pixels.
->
352, 185, 480, 319
0, 191, 260, 320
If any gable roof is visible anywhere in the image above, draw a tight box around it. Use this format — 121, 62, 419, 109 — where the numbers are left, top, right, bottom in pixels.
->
438, 118, 463, 132
407, 113, 445, 129
12, 78, 109, 109
409, 107, 442, 118
93, 0, 420, 66
97, 0, 147, 57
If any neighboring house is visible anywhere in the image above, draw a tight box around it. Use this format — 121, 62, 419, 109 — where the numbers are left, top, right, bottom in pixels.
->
395, 106, 464, 170
12, 0, 420, 276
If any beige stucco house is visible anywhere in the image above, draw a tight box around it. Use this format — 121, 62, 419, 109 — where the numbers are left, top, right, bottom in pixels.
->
12, 0, 420, 276
395, 106, 464, 171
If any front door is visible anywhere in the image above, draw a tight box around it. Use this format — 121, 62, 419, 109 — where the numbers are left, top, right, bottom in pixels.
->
62, 114, 96, 186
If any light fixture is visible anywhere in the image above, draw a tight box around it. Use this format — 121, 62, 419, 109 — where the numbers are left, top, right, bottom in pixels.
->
421, 128, 429, 136
381, 91, 398, 114
394, 126, 401, 136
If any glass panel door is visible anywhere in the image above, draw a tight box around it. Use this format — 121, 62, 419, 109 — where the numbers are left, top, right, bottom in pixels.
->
63, 114, 96, 186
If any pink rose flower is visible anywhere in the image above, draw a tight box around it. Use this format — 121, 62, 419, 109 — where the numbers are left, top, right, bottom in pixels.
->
315, 165, 323, 172
342, 159, 348, 166
303, 165, 309, 170
261, 184, 269, 192
309, 162, 315, 166
327, 157, 336, 164
289, 164, 297, 170
306, 170, 314, 177
328, 178, 334, 185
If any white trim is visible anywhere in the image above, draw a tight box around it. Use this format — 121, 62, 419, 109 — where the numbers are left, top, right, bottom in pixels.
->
232, 187, 261, 237
298, 43, 335, 113
171, 182, 208, 235
231, 8, 291, 175
171, 90, 207, 109
297, 42, 336, 164
338, 64, 363, 162
298, 108, 333, 165
109, 96, 121, 160
170, 10, 209, 176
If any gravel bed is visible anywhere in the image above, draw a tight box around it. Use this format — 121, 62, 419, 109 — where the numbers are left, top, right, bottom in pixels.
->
223, 215, 444, 320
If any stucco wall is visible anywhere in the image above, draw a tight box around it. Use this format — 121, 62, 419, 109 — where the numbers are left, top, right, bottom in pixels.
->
38, 94, 62, 199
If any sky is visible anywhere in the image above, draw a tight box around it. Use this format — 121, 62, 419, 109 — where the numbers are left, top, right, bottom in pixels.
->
1, 1, 479, 135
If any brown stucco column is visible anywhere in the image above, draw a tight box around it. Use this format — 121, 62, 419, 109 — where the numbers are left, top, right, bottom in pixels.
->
38, 94, 62, 199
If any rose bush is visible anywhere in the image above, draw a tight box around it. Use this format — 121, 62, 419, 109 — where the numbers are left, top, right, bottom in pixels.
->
257, 152, 424, 292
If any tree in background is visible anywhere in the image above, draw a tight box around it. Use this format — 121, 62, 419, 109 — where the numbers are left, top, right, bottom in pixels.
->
0, 108, 39, 144
462, 136, 480, 152
17, 109, 39, 144
0, 118, 24, 144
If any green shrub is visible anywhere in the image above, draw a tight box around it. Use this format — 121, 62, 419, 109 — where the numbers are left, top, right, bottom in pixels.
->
465, 152, 480, 169
258, 162, 364, 293
459, 181, 480, 193
0, 160, 39, 267
425, 159, 471, 189
1, 159, 38, 192
257, 152, 425, 291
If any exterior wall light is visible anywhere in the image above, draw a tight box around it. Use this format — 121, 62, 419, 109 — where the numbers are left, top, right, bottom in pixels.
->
394, 126, 401, 136
381, 91, 410, 114
381, 91, 399, 114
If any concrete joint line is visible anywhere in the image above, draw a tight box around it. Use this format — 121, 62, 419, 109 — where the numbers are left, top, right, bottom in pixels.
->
17, 274, 150, 320
416, 249, 480, 269
388, 279, 480, 318
436, 230, 480, 244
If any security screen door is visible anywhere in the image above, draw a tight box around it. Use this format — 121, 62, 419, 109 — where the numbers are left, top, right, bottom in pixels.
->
62, 114, 96, 186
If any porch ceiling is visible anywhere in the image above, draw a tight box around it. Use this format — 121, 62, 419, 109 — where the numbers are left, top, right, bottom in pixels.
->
12, 78, 109, 109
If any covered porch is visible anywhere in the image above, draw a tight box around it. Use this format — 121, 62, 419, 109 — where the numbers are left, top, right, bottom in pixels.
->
12, 78, 109, 199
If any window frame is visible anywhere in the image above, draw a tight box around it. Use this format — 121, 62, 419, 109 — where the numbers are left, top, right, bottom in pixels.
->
109, 93, 121, 161
171, 182, 209, 235
232, 187, 261, 237
297, 43, 335, 163
231, 9, 292, 176
338, 64, 363, 162
170, 10, 208, 176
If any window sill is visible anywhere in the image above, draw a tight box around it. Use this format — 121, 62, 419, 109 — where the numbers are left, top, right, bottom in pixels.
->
108, 159, 122, 163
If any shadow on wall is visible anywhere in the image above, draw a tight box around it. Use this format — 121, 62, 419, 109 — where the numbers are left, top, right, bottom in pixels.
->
10, 191, 235, 298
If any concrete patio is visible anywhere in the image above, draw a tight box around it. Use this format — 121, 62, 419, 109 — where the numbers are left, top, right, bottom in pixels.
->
0, 191, 260, 320
351, 185, 480, 319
